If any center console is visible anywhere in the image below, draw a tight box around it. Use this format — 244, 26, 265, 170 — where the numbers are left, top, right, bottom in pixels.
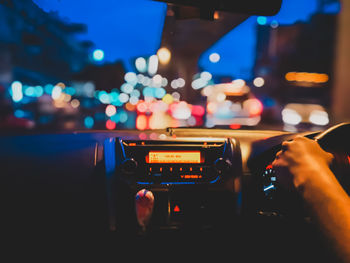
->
103, 137, 243, 234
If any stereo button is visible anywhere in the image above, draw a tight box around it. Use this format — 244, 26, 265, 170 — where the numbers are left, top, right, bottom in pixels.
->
121, 158, 138, 174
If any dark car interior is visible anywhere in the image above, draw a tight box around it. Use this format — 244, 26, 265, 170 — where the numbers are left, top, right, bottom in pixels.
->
1, 123, 349, 261
0, 0, 349, 261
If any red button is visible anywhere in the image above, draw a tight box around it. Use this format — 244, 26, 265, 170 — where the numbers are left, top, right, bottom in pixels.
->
173, 205, 180, 212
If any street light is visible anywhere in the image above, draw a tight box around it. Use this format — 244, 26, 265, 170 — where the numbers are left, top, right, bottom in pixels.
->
93, 49, 104, 61
157, 47, 171, 65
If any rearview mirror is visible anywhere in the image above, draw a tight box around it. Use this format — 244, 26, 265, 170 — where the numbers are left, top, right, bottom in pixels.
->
154, 0, 282, 16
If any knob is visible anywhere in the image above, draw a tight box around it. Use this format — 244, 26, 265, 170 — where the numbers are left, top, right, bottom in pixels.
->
135, 189, 154, 232
214, 158, 231, 173
121, 158, 138, 174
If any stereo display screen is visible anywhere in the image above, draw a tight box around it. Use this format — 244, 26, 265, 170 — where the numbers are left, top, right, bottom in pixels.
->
146, 151, 203, 163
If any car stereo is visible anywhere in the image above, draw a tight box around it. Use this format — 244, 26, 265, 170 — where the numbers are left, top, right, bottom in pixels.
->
117, 139, 238, 184
103, 137, 243, 233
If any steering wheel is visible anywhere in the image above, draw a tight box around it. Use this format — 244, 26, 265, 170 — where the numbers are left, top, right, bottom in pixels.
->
314, 122, 350, 194
315, 122, 350, 149
271, 122, 350, 217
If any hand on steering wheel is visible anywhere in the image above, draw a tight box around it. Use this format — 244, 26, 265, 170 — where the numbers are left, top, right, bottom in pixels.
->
272, 123, 350, 263
272, 136, 334, 192
272, 122, 350, 194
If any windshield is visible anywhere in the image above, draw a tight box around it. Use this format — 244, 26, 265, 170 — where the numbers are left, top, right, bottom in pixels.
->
0, 0, 346, 133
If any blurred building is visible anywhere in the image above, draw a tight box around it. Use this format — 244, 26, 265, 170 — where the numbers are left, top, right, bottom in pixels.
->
158, 7, 248, 104
253, 13, 337, 108
332, 0, 350, 123
73, 62, 126, 92
0, 0, 91, 86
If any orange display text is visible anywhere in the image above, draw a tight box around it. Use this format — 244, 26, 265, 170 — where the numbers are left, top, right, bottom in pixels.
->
146, 151, 203, 163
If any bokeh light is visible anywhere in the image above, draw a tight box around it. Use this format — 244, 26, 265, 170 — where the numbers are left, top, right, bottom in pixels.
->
209, 53, 220, 63
84, 116, 94, 129
253, 77, 265, 87
157, 47, 171, 65
257, 16, 267, 25
93, 49, 104, 61
135, 57, 147, 73
11, 81, 23, 102
106, 119, 116, 130
136, 115, 148, 130
105, 105, 117, 117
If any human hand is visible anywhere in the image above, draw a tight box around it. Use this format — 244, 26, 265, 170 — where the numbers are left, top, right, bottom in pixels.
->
273, 136, 350, 263
272, 136, 334, 191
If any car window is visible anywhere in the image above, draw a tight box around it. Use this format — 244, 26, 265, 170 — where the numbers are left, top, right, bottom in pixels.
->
0, 0, 345, 133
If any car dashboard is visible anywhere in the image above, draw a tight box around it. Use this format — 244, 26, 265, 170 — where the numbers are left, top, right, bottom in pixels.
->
0, 128, 338, 261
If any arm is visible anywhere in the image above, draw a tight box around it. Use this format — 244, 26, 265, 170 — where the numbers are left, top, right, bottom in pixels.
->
272, 136, 350, 263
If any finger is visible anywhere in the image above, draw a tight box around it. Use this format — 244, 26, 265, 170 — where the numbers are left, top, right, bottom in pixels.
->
275, 150, 283, 159
281, 141, 291, 152
272, 156, 290, 168
272, 157, 284, 168
271, 159, 279, 167
294, 135, 306, 141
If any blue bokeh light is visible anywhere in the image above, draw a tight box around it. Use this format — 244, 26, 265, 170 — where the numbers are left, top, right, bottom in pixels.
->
84, 116, 94, 129
257, 16, 267, 25
93, 49, 104, 61
14, 109, 25, 118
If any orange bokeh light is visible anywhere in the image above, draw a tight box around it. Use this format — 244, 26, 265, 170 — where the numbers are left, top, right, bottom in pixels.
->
244, 99, 263, 116
136, 115, 148, 130
285, 72, 329, 84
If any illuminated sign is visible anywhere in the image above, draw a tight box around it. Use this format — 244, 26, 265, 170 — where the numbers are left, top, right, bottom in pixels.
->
285, 72, 329, 84
146, 151, 203, 163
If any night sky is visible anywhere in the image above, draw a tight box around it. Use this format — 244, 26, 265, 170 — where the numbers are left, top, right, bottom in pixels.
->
33, 0, 339, 80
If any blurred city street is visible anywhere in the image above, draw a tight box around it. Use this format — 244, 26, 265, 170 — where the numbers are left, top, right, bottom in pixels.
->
0, 0, 348, 133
